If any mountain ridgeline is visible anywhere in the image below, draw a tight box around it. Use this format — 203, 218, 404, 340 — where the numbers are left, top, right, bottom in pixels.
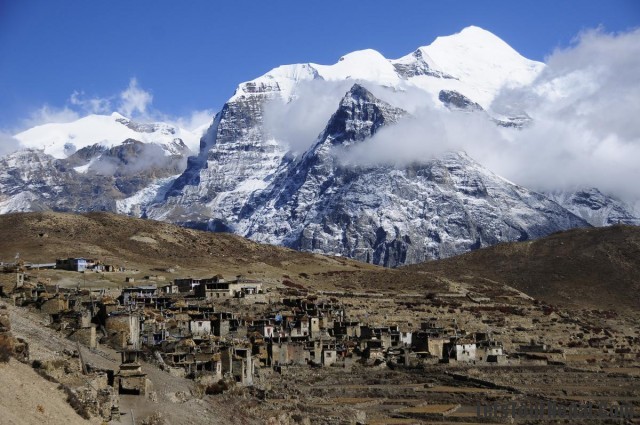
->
2, 26, 638, 266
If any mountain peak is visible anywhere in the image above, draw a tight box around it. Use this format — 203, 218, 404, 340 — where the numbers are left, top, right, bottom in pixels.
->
314, 48, 400, 85
322, 84, 405, 145
14, 113, 200, 158
433, 25, 511, 48
344, 83, 376, 101
337, 83, 396, 112
110, 111, 127, 120
416, 26, 544, 106
337, 48, 385, 63
459, 25, 499, 37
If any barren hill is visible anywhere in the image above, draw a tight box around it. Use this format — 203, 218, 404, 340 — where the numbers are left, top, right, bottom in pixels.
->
2, 212, 638, 311
0, 212, 376, 283
0, 358, 94, 425
404, 225, 640, 311
0, 212, 445, 292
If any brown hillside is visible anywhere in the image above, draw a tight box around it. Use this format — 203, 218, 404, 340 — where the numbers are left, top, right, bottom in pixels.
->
0, 212, 375, 282
0, 358, 93, 425
0, 212, 447, 292
404, 225, 640, 311
3, 212, 638, 311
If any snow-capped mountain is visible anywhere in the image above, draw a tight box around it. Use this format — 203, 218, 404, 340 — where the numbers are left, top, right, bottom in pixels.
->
0, 113, 203, 214
15, 112, 201, 157
233, 85, 588, 266
2, 26, 636, 265
546, 188, 640, 227
147, 26, 545, 225
142, 25, 595, 265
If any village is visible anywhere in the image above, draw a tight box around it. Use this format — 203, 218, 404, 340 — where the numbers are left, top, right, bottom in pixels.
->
1, 256, 638, 424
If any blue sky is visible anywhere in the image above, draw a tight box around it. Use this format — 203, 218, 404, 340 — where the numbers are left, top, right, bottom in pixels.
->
1, 0, 638, 131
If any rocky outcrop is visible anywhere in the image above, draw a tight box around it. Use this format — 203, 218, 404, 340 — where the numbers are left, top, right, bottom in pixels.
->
0, 138, 189, 214
438, 90, 483, 111
0, 304, 28, 363
392, 48, 455, 79
547, 188, 640, 226
235, 85, 589, 266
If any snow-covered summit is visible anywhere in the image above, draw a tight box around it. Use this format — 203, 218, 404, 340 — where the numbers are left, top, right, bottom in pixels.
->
416, 26, 544, 104
230, 26, 544, 109
315, 49, 400, 85
14, 112, 201, 158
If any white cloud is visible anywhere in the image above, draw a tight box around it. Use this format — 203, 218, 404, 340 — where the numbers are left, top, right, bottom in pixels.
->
0, 131, 21, 156
336, 106, 502, 167
329, 28, 640, 203
487, 27, 640, 200
263, 79, 354, 153
22, 105, 80, 127
69, 90, 112, 114
169, 109, 215, 134
119, 78, 153, 117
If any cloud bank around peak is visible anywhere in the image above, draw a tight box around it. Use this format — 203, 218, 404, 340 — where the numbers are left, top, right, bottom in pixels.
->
263, 79, 355, 154
487, 27, 640, 200
336, 27, 640, 203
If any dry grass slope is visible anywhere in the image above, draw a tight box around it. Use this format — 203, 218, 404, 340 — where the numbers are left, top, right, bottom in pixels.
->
0, 212, 432, 291
405, 225, 640, 311
2, 212, 638, 310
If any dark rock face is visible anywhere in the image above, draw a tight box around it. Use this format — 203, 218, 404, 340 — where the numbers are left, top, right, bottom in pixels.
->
0, 137, 191, 214
232, 85, 590, 266
323, 84, 405, 142
547, 188, 640, 226
438, 90, 483, 111
393, 49, 456, 79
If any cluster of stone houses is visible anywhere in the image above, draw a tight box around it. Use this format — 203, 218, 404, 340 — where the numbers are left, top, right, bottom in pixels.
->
1, 270, 526, 395
3, 257, 124, 273
98, 276, 510, 381
55, 257, 121, 272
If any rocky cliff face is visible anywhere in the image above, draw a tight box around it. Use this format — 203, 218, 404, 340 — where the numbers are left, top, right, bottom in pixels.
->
547, 188, 640, 227
233, 85, 589, 266
0, 132, 192, 215
0, 149, 120, 213
148, 86, 290, 229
